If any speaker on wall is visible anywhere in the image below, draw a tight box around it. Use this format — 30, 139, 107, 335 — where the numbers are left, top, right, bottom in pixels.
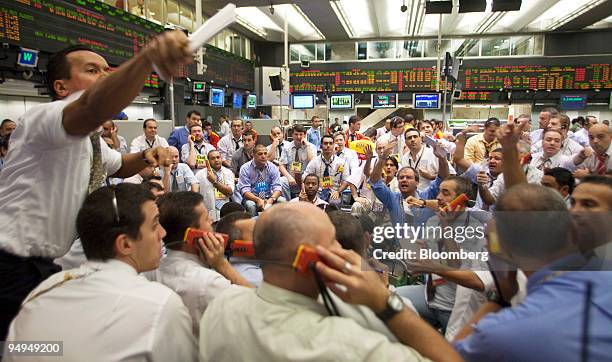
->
269, 74, 282, 91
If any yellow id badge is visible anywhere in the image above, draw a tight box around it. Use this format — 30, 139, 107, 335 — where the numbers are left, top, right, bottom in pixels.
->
291, 162, 302, 173
337, 165, 344, 174
196, 154, 207, 166
215, 189, 226, 200
321, 176, 334, 189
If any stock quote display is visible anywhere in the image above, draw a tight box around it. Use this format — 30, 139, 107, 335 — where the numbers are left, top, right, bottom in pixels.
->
1, 0, 162, 87
201, 45, 255, 90
290, 64, 612, 92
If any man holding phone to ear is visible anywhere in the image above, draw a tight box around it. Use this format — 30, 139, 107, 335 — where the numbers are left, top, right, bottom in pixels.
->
157, 191, 251, 338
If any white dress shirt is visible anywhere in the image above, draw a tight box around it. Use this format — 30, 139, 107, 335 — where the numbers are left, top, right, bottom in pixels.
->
200, 282, 427, 362
130, 134, 169, 153
158, 250, 233, 338
217, 134, 243, 162
303, 155, 350, 191
266, 140, 290, 163
6, 259, 197, 362
161, 163, 198, 192
219, 121, 231, 138
195, 166, 235, 221
0, 92, 122, 259
529, 151, 574, 171
401, 146, 455, 191
377, 126, 391, 138
489, 166, 544, 201
289, 196, 329, 207
336, 146, 360, 176
377, 132, 405, 156
574, 143, 612, 174
181, 142, 216, 170
530, 129, 544, 144
571, 127, 590, 147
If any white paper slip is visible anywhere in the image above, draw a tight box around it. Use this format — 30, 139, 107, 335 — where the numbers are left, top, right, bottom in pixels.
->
188, 3, 237, 52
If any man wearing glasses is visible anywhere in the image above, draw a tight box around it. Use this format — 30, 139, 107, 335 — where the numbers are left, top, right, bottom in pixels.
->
464, 117, 502, 164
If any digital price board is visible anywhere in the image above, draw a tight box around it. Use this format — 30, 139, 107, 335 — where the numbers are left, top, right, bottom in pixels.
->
329, 94, 353, 109
0, 0, 163, 66
371, 93, 398, 108
290, 64, 612, 92
200, 45, 255, 90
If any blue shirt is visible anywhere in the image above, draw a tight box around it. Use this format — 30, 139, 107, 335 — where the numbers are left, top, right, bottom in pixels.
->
168, 127, 189, 161
369, 177, 441, 226
162, 163, 197, 192
306, 127, 322, 150
455, 254, 612, 362
237, 160, 282, 199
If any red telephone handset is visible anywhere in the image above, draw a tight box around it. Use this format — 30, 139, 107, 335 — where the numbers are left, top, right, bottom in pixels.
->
183, 228, 229, 249
230, 240, 255, 258
292, 244, 321, 275
440, 193, 469, 212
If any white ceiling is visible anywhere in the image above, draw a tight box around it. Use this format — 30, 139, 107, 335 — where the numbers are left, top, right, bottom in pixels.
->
203, 0, 612, 42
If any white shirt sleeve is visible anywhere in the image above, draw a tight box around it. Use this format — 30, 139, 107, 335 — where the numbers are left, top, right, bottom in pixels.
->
158, 136, 169, 148
181, 143, 191, 163
27, 95, 84, 150
101, 137, 122, 176
150, 293, 198, 362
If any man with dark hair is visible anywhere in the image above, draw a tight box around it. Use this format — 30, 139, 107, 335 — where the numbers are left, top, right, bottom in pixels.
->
402, 128, 455, 191
530, 107, 559, 144
218, 115, 230, 138
418, 120, 434, 137
266, 125, 289, 165
200, 202, 462, 361
345, 115, 365, 146
0, 119, 16, 138
306, 116, 322, 150
238, 144, 286, 216
101, 120, 128, 154
330, 117, 343, 134
218, 119, 244, 168
130, 118, 169, 153
572, 114, 598, 147
231, 129, 256, 177
196, 149, 235, 221
377, 116, 406, 156
541, 167, 575, 207
0, 35, 188, 338
215, 212, 262, 286
279, 124, 316, 195
183, 123, 216, 172
244, 120, 258, 141
290, 173, 328, 207
6, 184, 197, 360
304, 134, 351, 204
327, 211, 366, 256
201, 119, 221, 148
464, 118, 502, 163
531, 115, 583, 156
455, 184, 612, 361
219, 201, 246, 218
157, 191, 250, 338
168, 110, 202, 160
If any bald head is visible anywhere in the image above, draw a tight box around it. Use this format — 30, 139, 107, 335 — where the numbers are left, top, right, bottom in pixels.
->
168, 146, 179, 165
254, 203, 336, 263
588, 123, 611, 155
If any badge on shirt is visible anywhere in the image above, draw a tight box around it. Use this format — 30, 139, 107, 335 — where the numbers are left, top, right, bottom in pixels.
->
195, 154, 207, 167
290, 162, 302, 173
215, 188, 226, 200
321, 176, 334, 189
254, 182, 270, 194
337, 165, 344, 174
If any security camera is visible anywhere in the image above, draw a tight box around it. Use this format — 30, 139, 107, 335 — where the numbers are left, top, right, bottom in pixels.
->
269, 5, 274, 14
401, 4, 408, 12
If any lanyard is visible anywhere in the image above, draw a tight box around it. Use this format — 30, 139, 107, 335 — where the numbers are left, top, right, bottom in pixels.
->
195, 143, 205, 155
407, 147, 425, 170
145, 138, 155, 149
321, 156, 335, 177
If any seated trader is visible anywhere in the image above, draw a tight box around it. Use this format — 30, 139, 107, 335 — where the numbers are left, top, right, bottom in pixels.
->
182, 123, 216, 172
195, 150, 235, 222
168, 110, 202, 161
130, 118, 169, 153
303, 134, 351, 205
5, 184, 196, 361
279, 124, 316, 197
157, 191, 250, 338
0, 35, 188, 339
231, 129, 256, 177
102, 120, 128, 154
238, 144, 285, 216
290, 173, 329, 208
162, 146, 198, 192
200, 202, 462, 362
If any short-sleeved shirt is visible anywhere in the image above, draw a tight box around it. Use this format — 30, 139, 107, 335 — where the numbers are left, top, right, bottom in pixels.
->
280, 141, 317, 173
195, 166, 235, 221
180, 141, 216, 170
162, 163, 198, 192
303, 155, 349, 191
0, 92, 122, 258
130, 134, 169, 153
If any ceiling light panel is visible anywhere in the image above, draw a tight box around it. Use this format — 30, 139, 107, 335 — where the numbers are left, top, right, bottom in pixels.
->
275, 4, 325, 40
330, 0, 376, 38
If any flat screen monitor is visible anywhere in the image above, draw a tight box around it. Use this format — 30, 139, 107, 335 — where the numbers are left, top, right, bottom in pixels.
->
559, 94, 587, 110
291, 94, 315, 109
246, 94, 257, 109
232, 93, 243, 109
329, 94, 354, 109
17, 48, 39, 68
413, 93, 440, 109
193, 81, 206, 92
209, 87, 225, 107
371, 93, 398, 109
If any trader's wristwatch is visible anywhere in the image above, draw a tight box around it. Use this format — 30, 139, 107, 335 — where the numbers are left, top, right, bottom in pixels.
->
376, 292, 405, 322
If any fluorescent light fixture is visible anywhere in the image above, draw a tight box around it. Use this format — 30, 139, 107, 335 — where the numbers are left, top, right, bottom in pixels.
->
275, 4, 325, 40
330, 0, 375, 38
527, 0, 604, 31
236, 6, 283, 38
